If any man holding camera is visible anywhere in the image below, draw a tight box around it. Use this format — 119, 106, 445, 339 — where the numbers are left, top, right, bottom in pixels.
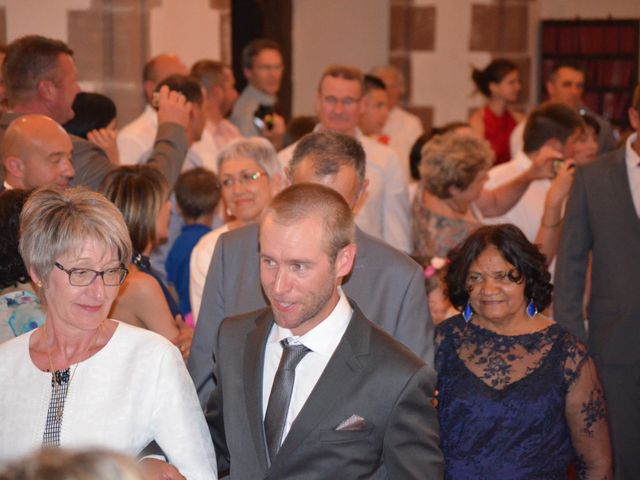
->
483, 103, 584, 243
231, 38, 285, 149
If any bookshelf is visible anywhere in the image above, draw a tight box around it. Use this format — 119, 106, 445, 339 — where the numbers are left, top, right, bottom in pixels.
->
540, 19, 639, 129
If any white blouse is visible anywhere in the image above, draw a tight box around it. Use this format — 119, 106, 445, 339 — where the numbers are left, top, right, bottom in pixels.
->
0, 321, 217, 479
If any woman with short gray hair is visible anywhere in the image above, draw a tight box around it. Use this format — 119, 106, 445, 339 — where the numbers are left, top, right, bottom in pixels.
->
0, 186, 217, 479
189, 137, 284, 320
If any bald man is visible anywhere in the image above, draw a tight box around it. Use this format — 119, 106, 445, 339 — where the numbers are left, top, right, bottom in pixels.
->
1, 114, 74, 190
118, 53, 190, 166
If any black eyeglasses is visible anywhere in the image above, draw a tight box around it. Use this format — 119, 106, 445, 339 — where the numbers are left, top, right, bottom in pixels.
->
54, 262, 128, 287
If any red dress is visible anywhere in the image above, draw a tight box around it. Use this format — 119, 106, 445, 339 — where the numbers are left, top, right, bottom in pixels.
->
483, 106, 517, 165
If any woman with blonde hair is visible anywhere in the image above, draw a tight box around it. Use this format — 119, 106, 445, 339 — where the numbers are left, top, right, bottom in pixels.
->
0, 187, 216, 478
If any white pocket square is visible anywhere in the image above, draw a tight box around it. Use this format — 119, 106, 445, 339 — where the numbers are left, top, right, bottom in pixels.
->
335, 414, 367, 431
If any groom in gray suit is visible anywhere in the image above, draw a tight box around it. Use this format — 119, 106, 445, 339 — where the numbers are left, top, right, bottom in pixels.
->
554, 84, 640, 479
206, 183, 443, 478
189, 131, 433, 407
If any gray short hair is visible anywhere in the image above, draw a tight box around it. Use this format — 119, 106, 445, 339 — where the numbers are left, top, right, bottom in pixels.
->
216, 137, 283, 178
289, 131, 366, 187
19, 187, 132, 280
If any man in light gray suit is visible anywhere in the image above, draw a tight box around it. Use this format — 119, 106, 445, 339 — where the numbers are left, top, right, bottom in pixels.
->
554, 84, 640, 480
206, 183, 443, 478
188, 131, 433, 407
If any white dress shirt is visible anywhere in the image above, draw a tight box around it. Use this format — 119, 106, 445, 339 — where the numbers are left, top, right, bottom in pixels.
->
117, 105, 159, 165
189, 224, 230, 322
261, 289, 352, 446
117, 105, 204, 170
189, 119, 242, 173
278, 127, 411, 252
626, 132, 640, 217
382, 106, 424, 182
483, 150, 550, 242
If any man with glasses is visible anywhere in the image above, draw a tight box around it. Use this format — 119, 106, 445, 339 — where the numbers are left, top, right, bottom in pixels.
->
231, 38, 286, 148
278, 65, 411, 253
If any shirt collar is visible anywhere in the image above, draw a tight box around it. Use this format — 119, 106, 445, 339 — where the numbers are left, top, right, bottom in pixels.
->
270, 288, 353, 358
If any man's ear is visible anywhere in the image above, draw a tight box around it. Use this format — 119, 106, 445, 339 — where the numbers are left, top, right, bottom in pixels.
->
629, 107, 640, 132
37, 79, 56, 101
545, 80, 556, 98
3, 155, 25, 179
335, 243, 357, 279
143, 81, 156, 104
543, 137, 563, 152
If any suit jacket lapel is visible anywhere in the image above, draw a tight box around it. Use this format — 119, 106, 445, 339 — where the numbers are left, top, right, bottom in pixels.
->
608, 149, 640, 234
243, 310, 273, 471
267, 303, 371, 474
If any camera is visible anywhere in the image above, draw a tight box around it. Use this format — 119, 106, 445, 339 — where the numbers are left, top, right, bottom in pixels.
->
253, 104, 275, 131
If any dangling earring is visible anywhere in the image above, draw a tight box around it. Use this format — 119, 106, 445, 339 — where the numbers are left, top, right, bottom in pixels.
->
526, 299, 538, 319
463, 303, 473, 322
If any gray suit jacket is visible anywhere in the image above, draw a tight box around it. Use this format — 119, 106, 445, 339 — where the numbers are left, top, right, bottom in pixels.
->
189, 224, 434, 406
206, 301, 443, 479
554, 146, 640, 364
0, 112, 187, 190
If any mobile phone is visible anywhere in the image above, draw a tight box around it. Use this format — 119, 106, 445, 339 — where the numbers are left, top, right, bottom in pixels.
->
552, 159, 563, 176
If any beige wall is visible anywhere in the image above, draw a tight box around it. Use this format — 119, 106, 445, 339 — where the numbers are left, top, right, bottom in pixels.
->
150, 0, 222, 66
291, 0, 390, 117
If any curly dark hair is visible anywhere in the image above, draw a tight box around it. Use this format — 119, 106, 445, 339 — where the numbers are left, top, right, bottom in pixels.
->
0, 189, 31, 289
444, 224, 553, 312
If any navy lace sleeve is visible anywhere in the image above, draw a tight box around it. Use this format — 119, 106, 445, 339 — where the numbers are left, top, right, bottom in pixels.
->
562, 333, 612, 479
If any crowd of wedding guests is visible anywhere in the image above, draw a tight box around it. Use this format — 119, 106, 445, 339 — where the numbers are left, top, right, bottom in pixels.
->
0, 33, 638, 480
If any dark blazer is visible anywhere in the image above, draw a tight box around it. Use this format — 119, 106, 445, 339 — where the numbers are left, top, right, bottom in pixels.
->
554, 146, 640, 364
0, 112, 187, 190
206, 301, 443, 479
189, 223, 434, 406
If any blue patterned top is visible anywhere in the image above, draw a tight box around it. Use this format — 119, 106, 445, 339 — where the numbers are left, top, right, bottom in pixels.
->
436, 315, 610, 479
0, 290, 45, 344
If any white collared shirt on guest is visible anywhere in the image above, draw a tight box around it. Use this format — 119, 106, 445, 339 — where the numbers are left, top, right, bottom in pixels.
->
116, 104, 205, 171
261, 288, 353, 447
483, 149, 551, 242
625, 132, 640, 217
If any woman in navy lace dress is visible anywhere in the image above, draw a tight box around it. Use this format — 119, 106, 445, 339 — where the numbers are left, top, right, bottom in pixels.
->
436, 224, 611, 479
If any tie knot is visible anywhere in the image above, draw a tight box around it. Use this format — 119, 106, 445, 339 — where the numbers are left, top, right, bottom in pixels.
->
279, 339, 310, 371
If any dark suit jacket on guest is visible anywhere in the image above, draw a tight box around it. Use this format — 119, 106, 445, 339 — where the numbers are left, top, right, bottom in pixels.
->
0, 112, 188, 190
189, 223, 434, 407
206, 301, 443, 479
554, 147, 640, 364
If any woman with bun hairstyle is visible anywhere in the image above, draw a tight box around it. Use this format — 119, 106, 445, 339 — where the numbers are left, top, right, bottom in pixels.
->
469, 59, 524, 165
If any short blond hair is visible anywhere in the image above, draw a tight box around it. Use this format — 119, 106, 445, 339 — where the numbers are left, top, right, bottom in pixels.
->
19, 187, 132, 281
262, 183, 354, 262
419, 132, 494, 199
